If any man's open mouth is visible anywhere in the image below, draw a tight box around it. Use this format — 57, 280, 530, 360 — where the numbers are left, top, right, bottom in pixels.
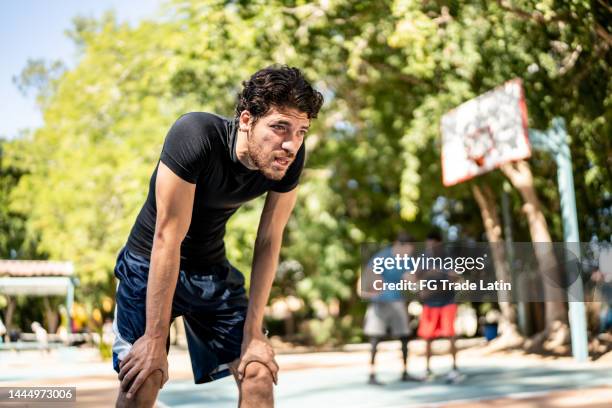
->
274, 157, 290, 167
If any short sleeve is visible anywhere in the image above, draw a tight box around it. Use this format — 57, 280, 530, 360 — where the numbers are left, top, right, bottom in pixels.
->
271, 143, 306, 193
159, 113, 211, 184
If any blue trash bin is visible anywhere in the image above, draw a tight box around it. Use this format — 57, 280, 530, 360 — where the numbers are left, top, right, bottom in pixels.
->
484, 323, 498, 341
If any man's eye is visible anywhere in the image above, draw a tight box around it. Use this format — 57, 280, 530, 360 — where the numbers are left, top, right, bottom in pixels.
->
272, 125, 286, 131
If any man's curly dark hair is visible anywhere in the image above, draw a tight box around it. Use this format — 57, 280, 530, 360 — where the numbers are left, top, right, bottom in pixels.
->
235, 65, 324, 124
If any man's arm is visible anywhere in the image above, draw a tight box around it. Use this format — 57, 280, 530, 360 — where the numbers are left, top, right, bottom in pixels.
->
118, 162, 195, 398
359, 264, 381, 300
236, 188, 298, 383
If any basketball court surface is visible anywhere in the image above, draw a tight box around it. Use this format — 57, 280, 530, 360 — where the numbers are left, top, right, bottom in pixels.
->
2, 342, 611, 407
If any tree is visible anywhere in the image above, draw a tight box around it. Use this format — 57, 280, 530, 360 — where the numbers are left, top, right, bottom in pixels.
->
472, 184, 519, 339
5, 0, 609, 343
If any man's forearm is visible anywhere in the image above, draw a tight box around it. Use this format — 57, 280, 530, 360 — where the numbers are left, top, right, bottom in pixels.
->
244, 236, 281, 335
145, 242, 181, 339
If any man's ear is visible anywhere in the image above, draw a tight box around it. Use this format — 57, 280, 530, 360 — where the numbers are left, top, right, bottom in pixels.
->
239, 110, 252, 132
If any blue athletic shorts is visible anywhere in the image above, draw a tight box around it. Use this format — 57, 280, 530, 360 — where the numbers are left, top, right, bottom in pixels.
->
112, 247, 248, 384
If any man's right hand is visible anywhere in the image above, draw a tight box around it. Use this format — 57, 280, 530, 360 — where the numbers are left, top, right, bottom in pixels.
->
118, 334, 169, 399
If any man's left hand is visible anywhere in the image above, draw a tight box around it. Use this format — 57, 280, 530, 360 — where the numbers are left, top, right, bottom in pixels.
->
236, 331, 278, 385
118, 334, 168, 398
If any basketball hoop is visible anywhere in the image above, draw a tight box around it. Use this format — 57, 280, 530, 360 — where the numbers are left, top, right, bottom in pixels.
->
464, 126, 495, 168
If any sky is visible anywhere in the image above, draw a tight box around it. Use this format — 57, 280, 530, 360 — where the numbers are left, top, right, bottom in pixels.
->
0, 0, 165, 139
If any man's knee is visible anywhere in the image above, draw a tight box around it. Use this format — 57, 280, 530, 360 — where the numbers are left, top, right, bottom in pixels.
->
241, 362, 273, 398
116, 370, 163, 408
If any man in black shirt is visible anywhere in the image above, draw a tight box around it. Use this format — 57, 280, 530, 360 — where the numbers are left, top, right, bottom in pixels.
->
113, 66, 323, 407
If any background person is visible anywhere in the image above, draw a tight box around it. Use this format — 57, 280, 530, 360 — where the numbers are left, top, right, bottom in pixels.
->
416, 231, 463, 384
362, 231, 418, 385
0, 316, 5, 343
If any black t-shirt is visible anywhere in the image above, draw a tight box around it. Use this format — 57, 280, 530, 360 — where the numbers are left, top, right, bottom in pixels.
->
125, 112, 305, 269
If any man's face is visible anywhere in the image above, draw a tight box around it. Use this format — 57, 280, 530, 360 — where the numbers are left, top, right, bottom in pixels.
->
242, 107, 310, 180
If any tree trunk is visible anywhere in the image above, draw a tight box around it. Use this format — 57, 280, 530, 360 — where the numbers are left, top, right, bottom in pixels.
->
4, 296, 15, 342
501, 160, 568, 331
472, 184, 519, 339
43, 297, 59, 334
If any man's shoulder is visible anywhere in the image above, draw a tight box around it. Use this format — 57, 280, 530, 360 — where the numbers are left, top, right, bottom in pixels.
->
167, 112, 234, 153
373, 246, 393, 259
176, 111, 232, 132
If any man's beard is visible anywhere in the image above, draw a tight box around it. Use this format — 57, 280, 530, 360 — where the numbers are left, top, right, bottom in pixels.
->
247, 138, 292, 181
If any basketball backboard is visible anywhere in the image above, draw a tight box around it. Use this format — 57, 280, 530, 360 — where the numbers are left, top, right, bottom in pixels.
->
440, 79, 531, 186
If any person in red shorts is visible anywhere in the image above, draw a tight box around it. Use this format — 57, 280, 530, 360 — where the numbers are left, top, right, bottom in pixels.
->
416, 231, 463, 384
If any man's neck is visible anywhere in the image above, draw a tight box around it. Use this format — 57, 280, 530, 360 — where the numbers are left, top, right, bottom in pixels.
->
235, 129, 258, 170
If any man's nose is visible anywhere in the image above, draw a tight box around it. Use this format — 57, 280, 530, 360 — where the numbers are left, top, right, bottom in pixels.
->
281, 135, 300, 155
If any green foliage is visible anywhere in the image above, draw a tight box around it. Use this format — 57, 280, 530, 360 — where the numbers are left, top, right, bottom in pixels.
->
0, 140, 41, 259
5, 0, 609, 341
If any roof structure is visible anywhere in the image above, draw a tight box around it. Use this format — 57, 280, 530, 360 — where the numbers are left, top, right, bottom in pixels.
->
0, 260, 74, 277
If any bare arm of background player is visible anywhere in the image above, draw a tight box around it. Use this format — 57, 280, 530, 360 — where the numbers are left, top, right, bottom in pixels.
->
118, 161, 195, 398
